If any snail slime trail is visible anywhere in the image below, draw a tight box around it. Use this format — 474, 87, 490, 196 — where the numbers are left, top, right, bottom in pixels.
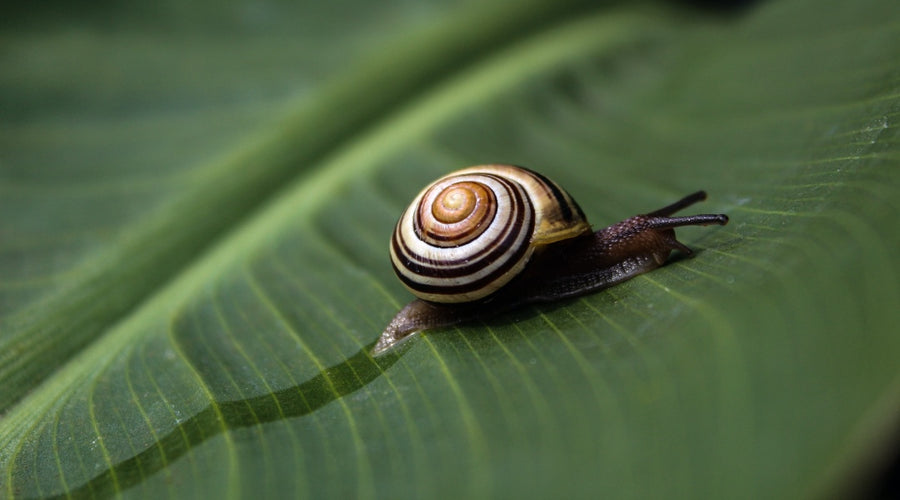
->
374, 165, 729, 356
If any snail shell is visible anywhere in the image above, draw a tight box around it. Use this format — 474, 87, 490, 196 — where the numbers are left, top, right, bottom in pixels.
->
390, 165, 592, 303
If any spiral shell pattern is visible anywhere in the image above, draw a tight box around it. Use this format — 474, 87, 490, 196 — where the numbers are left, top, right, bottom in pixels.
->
390, 165, 591, 303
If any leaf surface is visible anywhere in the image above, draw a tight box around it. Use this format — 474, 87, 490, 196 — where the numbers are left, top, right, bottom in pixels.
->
1, 0, 899, 498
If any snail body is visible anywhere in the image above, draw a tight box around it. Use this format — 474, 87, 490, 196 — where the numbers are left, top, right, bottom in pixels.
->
374, 165, 728, 356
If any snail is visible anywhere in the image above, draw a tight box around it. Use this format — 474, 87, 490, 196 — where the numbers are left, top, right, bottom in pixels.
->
373, 165, 728, 356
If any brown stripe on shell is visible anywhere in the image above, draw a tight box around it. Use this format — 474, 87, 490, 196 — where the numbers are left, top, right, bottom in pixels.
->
392, 185, 527, 276
391, 175, 535, 301
392, 204, 534, 299
393, 177, 525, 271
412, 178, 497, 247
521, 167, 585, 223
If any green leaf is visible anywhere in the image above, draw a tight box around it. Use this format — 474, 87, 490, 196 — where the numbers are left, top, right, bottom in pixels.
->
2, 0, 899, 498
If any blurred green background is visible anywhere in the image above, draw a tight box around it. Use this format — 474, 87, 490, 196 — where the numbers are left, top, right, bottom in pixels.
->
1, 0, 898, 498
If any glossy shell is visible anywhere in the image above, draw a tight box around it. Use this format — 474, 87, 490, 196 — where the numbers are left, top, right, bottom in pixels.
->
390, 165, 592, 303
